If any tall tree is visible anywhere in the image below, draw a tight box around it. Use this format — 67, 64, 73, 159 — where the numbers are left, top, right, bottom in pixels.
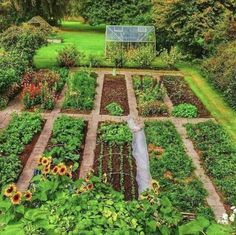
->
69, 0, 153, 25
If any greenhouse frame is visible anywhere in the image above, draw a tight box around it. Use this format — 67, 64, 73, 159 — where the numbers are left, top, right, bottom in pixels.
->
105, 25, 156, 56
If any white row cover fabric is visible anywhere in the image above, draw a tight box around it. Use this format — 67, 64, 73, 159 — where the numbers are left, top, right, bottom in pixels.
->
127, 117, 152, 195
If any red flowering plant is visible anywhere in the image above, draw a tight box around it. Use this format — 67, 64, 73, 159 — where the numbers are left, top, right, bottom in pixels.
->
21, 70, 62, 110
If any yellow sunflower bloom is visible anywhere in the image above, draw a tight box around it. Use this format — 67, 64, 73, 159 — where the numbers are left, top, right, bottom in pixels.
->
58, 165, 67, 176
10, 191, 22, 205
4, 184, 17, 197
25, 191, 32, 201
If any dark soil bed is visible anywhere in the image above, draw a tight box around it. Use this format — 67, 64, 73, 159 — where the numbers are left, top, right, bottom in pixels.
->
161, 76, 210, 117
100, 74, 129, 115
93, 123, 138, 200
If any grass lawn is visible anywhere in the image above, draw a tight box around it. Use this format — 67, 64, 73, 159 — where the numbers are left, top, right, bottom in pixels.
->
34, 21, 105, 68
178, 63, 236, 143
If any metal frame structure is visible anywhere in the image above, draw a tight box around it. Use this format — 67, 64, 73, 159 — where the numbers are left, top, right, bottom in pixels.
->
105, 25, 156, 56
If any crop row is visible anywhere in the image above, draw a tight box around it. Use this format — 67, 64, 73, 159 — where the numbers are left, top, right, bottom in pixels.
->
0, 112, 43, 188
43, 115, 86, 177
94, 122, 137, 200
145, 121, 213, 218
185, 121, 236, 206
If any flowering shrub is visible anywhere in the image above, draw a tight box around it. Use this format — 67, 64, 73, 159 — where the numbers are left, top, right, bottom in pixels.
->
57, 45, 84, 67
21, 70, 64, 110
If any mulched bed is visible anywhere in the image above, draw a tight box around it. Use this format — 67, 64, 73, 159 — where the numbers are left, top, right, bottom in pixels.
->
161, 76, 210, 117
20, 120, 46, 170
100, 74, 129, 115
93, 123, 138, 200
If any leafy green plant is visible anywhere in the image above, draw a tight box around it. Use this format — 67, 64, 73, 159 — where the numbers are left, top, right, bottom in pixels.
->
105, 102, 124, 116
0, 112, 43, 188
133, 75, 168, 116
172, 103, 198, 118
145, 121, 213, 218
185, 121, 236, 205
63, 69, 97, 111
45, 116, 85, 165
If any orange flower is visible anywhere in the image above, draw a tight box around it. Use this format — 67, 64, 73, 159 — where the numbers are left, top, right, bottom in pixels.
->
4, 184, 17, 197
87, 184, 94, 191
58, 165, 67, 176
42, 166, 50, 175
38, 156, 43, 164
10, 192, 22, 205
25, 191, 32, 201
52, 166, 59, 175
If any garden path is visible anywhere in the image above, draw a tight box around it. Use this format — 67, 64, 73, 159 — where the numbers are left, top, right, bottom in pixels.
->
0, 68, 226, 220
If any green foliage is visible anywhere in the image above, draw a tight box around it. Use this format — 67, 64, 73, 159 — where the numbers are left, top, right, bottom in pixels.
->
172, 103, 198, 118
185, 121, 236, 205
74, 0, 153, 25
133, 75, 168, 116
107, 43, 127, 68
0, 24, 48, 63
105, 102, 124, 116
145, 121, 213, 217
98, 122, 132, 146
202, 40, 236, 110
87, 54, 102, 67
131, 46, 155, 68
63, 69, 97, 110
57, 45, 84, 67
0, 112, 43, 188
153, 0, 227, 57
45, 116, 85, 165
160, 46, 183, 69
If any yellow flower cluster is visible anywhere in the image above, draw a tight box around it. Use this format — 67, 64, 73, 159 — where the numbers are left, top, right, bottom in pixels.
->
4, 184, 32, 205
76, 171, 94, 194
38, 156, 73, 178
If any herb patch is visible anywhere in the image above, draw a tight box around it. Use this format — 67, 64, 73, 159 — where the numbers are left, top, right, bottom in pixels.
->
133, 75, 168, 117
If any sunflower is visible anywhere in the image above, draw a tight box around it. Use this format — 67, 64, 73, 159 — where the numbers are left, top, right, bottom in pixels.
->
4, 184, 17, 197
58, 165, 67, 176
10, 191, 22, 205
85, 175, 90, 182
41, 157, 49, 166
87, 183, 94, 191
38, 156, 43, 164
25, 191, 32, 201
52, 166, 59, 175
42, 166, 50, 175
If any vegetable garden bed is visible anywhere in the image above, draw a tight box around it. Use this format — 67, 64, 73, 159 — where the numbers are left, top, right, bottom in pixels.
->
43, 116, 87, 178
62, 70, 97, 114
133, 75, 168, 117
0, 113, 43, 188
161, 76, 210, 117
93, 122, 138, 200
145, 120, 213, 218
185, 121, 236, 210
100, 74, 129, 115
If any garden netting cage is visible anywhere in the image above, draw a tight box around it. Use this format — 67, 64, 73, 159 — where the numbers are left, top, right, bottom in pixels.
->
105, 25, 156, 56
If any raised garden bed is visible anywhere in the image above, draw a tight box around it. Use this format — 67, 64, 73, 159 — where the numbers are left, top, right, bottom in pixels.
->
161, 76, 210, 117
0, 112, 43, 188
62, 70, 97, 114
93, 122, 138, 200
145, 120, 213, 218
43, 116, 87, 178
185, 121, 236, 210
133, 75, 168, 117
100, 74, 129, 115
